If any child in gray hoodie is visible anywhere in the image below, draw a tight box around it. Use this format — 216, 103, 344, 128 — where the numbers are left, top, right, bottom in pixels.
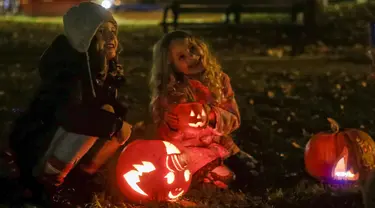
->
7, 1, 132, 205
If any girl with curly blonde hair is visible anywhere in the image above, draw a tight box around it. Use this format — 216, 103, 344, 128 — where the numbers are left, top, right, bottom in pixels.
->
149, 30, 258, 190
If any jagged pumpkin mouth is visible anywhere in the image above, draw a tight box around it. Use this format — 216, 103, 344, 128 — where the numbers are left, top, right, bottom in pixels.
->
168, 188, 184, 200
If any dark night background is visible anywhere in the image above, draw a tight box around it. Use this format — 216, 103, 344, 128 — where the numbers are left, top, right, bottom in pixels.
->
1, 0, 375, 207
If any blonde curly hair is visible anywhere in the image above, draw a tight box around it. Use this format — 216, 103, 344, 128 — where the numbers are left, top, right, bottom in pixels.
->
149, 31, 223, 123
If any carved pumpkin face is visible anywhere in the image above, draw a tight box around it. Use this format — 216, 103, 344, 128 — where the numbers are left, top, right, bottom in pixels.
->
170, 103, 207, 131
331, 147, 359, 181
116, 140, 192, 203
187, 104, 206, 128
304, 118, 375, 192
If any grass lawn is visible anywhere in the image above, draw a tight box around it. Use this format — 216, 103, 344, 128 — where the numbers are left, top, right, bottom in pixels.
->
1, 3, 373, 59
0, 8, 375, 207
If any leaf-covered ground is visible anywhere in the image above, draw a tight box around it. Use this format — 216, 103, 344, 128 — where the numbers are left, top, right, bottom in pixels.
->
2, 4, 375, 207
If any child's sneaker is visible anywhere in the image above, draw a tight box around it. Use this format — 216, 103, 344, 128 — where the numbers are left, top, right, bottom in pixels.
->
203, 165, 235, 189
192, 159, 234, 189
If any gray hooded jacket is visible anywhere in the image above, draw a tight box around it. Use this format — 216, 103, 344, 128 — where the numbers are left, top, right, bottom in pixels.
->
9, 2, 126, 166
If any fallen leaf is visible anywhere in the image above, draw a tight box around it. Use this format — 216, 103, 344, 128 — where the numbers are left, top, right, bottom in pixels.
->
291, 141, 302, 149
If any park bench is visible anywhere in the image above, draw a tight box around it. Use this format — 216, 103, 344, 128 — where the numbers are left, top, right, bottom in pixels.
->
160, 0, 233, 32
160, 0, 316, 32
160, 0, 318, 56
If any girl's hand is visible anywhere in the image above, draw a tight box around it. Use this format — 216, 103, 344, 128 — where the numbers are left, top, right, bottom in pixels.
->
164, 111, 180, 130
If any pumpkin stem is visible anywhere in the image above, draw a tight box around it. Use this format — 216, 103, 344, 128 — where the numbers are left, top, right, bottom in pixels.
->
327, 117, 340, 133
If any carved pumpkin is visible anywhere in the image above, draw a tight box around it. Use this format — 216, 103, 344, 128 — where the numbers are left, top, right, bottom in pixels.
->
304, 118, 375, 191
170, 103, 207, 131
116, 140, 192, 203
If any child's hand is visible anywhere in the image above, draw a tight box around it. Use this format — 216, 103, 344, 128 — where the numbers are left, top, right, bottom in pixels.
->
101, 104, 115, 113
115, 121, 132, 145
101, 104, 131, 145
164, 111, 180, 130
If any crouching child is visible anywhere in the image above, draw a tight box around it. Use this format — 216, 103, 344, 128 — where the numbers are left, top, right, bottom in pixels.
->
7, 2, 132, 205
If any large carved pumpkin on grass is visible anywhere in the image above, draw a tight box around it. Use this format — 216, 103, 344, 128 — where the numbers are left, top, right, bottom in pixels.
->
304, 118, 375, 191
116, 140, 192, 203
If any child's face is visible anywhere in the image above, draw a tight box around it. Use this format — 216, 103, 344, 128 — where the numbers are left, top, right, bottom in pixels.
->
169, 38, 204, 75
95, 22, 118, 60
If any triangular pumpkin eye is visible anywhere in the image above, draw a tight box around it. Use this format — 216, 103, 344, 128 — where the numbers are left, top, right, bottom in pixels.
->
190, 110, 195, 117
201, 109, 206, 117
334, 146, 349, 173
334, 157, 347, 174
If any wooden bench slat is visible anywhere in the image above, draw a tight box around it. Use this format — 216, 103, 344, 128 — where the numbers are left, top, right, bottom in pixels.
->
167, 3, 305, 14
160, 22, 304, 29
172, 0, 302, 5
177, 4, 229, 8
241, 6, 301, 13
178, 7, 228, 13
172, 1, 232, 5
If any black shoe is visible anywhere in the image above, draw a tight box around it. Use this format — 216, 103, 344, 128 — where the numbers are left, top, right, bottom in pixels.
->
0, 149, 20, 179
59, 169, 105, 206
24, 178, 53, 208
224, 151, 259, 191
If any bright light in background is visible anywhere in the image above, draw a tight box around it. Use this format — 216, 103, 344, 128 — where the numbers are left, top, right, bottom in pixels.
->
101, 0, 112, 9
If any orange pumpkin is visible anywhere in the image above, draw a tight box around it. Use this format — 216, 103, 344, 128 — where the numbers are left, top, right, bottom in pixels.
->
304, 118, 375, 185
116, 140, 192, 203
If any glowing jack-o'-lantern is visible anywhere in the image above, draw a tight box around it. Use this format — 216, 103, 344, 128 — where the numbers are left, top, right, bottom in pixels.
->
170, 103, 208, 130
188, 107, 206, 128
304, 118, 375, 192
116, 140, 192, 203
